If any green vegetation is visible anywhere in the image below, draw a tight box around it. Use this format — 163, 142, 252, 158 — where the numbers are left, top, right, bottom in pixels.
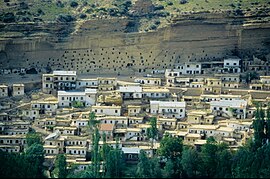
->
0, 130, 45, 178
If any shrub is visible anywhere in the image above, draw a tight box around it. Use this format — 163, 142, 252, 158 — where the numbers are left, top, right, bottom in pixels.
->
20, 2, 28, 9
56, 1, 65, 8
154, 20, 160, 25
149, 24, 157, 30
154, 5, 164, 11
3, 12, 15, 23
167, 1, 173, 6
70, 1, 78, 8
179, 0, 188, 4
79, 13, 87, 19
56, 14, 75, 22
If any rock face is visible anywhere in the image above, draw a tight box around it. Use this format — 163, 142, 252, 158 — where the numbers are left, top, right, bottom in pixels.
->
0, 12, 269, 75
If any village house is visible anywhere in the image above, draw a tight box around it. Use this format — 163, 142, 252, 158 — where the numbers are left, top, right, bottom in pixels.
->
150, 101, 186, 119
58, 89, 97, 107
119, 86, 142, 99
92, 105, 121, 116
0, 85, 8, 98
42, 71, 77, 94
54, 126, 77, 135
134, 77, 161, 86
214, 73, 241, 83
188, 124, 219, 138
66, 146, 87, 157
127, 105, 142, 116
76, 78, 98, 89
223, 56, 241, 73
166, 62, 202, 76
210, 99, 247, 119
126, 128, 143, 141
31, 98, 58, 115
99, 123, 115, 140
0, 134, 27, 153
200, 94, 242, 103
203, 78, 222, 94
12, 84, 24, 97
128, 117, 144, 126
97, 77, 117, 91
184, 133, 202, 145
187, 110, 214, 124
142, 87, 170, 99
96, 116, 128, 128
157, 117, 177, 130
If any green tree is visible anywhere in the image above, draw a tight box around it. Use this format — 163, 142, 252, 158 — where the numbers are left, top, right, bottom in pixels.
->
158, 133, 183, 160
136, 150, 151, 178
146, 117, 158, 149
163, 159, 174, 178
158, 133, 183, 177
253, 104, 266, 148
105, 139, 124, 178
25, 143, 45, 178
265, 104, 270, 141
181, 147, 200, 178
91, 127, 101, 178
26, 129, 42, 147
215, 144, 232, 178
198, 137, 218, 177
53, 154, 68, 178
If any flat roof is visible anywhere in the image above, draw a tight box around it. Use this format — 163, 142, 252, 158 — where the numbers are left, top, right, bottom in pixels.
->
150, 101, 186, 108
189, 125, 219, 130
53, 71, 76, 76
143, 88, 170, 93
119, 86, 142, 93
58, 91, 85, 96
210, 100, 247, 108
99, 124, 114, 131
92, 105, 121, 109
13, 84, 24, 87
122, 147, 141, 154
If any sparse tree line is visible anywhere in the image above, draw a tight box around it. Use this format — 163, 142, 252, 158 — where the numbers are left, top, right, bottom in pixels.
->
1, 105, 270, 178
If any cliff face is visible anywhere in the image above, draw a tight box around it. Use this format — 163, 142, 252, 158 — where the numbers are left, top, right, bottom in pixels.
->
0, 13, 269, 75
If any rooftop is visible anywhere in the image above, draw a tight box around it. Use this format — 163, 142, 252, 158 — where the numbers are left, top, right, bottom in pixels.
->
53, 71, 76, 76
99, 124, 114, 131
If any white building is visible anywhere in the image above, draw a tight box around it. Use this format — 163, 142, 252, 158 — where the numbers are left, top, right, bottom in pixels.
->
12, 84, 24, 97
150, 101, 186, 119
223, 57, 241, 73
58, 89, 97, 107
0, 85, 8, 98
134, 77, 161, 86
165, 62, 202, 77
31, 100, 58, 115
119, 86, 142, 99
210, 99, 247, 119
142, 88, 170, 99
92, 105, 121, 116
42, 71, 77, 94
76, 78, 98, 89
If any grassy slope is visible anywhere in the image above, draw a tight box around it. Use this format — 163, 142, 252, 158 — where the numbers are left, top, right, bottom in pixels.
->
0, 0, 269, 22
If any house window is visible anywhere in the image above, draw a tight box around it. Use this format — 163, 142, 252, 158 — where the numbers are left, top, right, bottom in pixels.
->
115, 110, 118, 113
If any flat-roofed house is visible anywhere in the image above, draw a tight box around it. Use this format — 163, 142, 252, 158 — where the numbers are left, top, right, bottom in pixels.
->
119, 86, 142, 99
92, 105, 121, 116
150, 101, 186, 119
42, 71, 77, 94
187, 110, 214, 124
0, 85, 8, 98
223, 56, 241, 73
127, 105, 142, 116
210, 99, 247, 119
12, 84, 24, 97
99, 123, 115, 140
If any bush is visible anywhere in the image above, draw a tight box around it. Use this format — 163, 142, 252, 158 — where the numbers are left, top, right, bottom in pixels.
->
79, 13, 87, 19
167, 1, 173, 6
56, 14, 75, 22
179, 0, 188, 4
149, 24, 157, 30
20, 2, 29, 9
154, 5, 164, 11
70, 1, 78, 8
37, 9, 45, 15
56, 1, 65, 8
3, 12, 16, 23
154, 20, 160, 25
